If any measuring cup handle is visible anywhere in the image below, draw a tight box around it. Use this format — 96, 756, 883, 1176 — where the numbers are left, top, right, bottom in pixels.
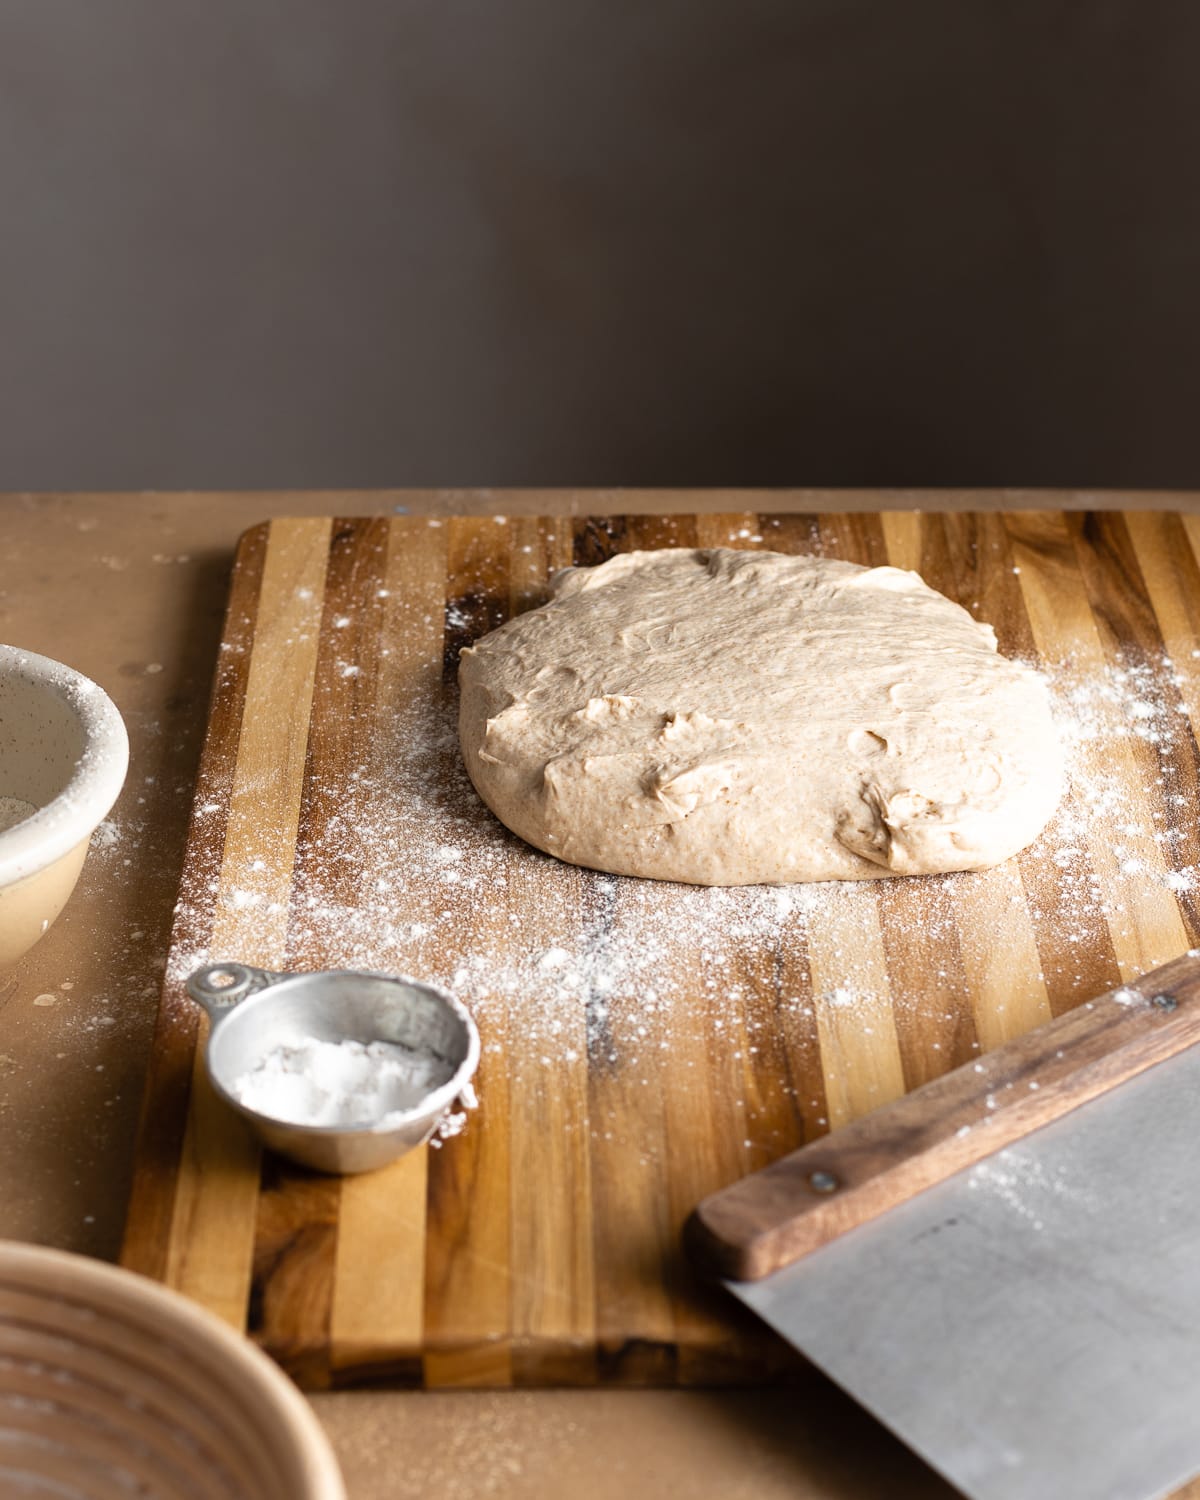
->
186, 962, 286, 1019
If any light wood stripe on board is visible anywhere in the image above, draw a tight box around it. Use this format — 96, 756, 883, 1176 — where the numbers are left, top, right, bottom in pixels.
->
881, 513, 1056, 1046
953, 864, 1053, 1049
504, 517, 599, 1386
1126, 512, 1200, 736
1065, 511, 1199, 953
330, 516, 449, 1380
808, 891, 906, 1130
331, 1151, 429, 1381
121, 521, 269, 1281
165, 516, 331, 1328
1123, 512, 1200, 943
1007, 512, 1191, 978
964, 511, 1123, 1017
879, 510, 921, 572
1184, 513, 1200, 582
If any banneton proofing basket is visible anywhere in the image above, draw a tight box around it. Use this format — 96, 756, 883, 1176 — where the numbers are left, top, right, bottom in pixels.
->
187, 962, 481, 1174
0, 645, 129, 967
0, 1240, 346, 1500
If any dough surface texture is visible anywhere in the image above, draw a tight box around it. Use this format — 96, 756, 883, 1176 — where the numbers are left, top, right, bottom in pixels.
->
458, 548, 1063, 885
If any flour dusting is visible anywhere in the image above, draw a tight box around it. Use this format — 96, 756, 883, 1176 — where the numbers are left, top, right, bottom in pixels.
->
161, 612, 1200, 1159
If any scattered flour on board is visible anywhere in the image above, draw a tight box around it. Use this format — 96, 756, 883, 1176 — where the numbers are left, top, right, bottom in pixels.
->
158, 632, 1200, 1168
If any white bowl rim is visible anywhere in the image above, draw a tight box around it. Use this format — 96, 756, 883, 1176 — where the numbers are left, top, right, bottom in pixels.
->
0, 644, 130, 886
0, 1239, 347, 1500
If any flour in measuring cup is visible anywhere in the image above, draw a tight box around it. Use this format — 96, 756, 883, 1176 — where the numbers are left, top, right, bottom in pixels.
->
229, 1036, 455, 1127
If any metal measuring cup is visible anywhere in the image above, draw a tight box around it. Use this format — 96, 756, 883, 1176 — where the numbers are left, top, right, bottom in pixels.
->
186, 962, 480, 1174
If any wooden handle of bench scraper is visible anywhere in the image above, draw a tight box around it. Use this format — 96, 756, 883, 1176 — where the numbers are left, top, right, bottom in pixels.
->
687, 953, 1200, 1282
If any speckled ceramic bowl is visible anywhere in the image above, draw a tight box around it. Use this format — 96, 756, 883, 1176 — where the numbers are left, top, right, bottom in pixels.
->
0, 645, 129, 967
0, 1240, 346, 1499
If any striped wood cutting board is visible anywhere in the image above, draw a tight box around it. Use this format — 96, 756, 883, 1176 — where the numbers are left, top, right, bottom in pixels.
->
122, 509, 1200, 1389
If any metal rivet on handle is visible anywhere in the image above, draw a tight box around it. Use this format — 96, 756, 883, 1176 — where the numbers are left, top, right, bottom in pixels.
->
808, 1170, 840, 1194
1151, 993, 1178, 1013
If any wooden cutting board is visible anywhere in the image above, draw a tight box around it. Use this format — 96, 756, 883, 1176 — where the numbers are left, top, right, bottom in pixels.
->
122, 509, 1200, 1390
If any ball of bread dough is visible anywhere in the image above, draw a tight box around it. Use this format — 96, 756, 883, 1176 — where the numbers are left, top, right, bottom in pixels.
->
457, 548, 1063, 885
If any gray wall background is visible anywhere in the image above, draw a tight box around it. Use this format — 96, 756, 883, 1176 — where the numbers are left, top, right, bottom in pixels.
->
2, 1, 1198, 491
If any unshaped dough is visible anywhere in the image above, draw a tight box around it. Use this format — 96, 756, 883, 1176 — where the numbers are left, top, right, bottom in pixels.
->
458, 548, 1063, 885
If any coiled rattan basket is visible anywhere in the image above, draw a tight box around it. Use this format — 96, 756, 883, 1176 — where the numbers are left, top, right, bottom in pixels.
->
0, 1241, 345, 1499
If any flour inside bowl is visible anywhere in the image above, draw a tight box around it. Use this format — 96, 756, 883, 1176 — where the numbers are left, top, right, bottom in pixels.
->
0, 796, 37, 834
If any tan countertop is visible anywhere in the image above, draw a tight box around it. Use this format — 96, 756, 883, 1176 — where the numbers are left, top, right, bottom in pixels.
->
4, 488, 1198, 1500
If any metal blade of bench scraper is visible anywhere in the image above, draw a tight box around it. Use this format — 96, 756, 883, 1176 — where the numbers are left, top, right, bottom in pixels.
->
729, 1044, 1200, 1500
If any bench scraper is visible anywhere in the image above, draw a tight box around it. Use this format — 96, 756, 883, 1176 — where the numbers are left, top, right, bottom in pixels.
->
688, 953, 1200, 1500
